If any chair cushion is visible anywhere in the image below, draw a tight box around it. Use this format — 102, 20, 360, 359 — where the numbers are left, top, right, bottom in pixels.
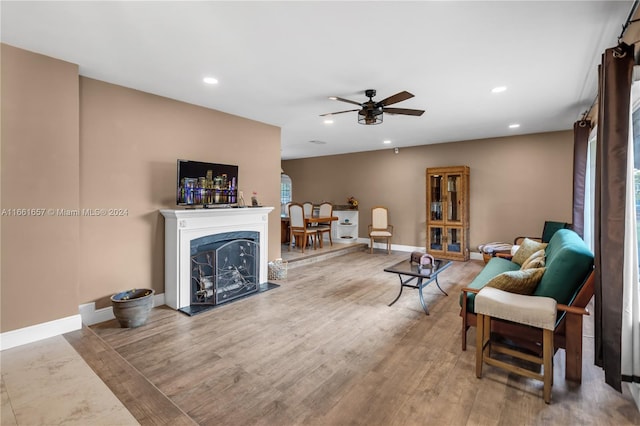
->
512, 238, 548, 265
478, 242, 513, 254
370, 230, 391, 237
459, 257, 521, 312
485, 267, 545, 295
520, 249, 545, 270
475, 287, 557, 330
534, 229, 593, 305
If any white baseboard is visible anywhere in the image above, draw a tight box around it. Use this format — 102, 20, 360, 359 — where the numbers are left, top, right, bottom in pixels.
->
364, 239, 423, 253
154, 292, 165, 308
0, 314, 82, 351
627, 383, 640, 413
78, 302, 115, 326
79, 293, 166, 326
365, 239, 483, 261
470, 251, 483, 261
0, 293, 167, 351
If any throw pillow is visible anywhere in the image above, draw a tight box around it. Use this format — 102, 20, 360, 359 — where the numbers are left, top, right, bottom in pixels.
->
512, 238, 548, 266
485, 267, 546, 295
520, 249, 546, 270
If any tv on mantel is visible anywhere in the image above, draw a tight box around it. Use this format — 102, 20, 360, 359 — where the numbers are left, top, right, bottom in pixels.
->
176, 159, 238, 208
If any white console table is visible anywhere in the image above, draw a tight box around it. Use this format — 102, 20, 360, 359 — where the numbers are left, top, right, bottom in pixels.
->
332, 209, 359, 242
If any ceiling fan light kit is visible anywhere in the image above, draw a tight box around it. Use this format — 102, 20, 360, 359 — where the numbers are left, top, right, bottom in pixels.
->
358, 108, 383, 125
321, 88, 425, 125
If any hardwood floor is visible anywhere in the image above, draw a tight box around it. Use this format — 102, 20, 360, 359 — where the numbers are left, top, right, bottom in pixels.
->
279, 241, 366, 266
70, 251, 640, 425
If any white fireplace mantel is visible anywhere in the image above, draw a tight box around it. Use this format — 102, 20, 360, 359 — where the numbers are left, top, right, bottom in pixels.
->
160, 207, 274, 309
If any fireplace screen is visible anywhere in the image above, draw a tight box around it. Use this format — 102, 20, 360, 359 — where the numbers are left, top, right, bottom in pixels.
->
191, 232, 259, 306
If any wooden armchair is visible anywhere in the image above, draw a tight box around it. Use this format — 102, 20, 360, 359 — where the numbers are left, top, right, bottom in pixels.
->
368, 206, 393, 254
514, 221, 571, 245
460, 269, 594, 383
479, 222, 571, 264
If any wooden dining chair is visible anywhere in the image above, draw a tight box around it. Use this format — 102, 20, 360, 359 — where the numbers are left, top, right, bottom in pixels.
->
288, 203, 316, 253
315, 202, 333, 247
302, 201, 316, 245
302, 202, 314, 218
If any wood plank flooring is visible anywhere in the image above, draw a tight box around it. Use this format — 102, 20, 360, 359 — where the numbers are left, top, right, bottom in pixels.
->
70, 250, 640, 425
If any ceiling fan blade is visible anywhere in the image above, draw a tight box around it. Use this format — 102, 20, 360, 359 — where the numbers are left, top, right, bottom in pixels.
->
383, 107, 425, 116
331, 96, 362, 106
377, 91, 414, 107
319, 109, 360, 117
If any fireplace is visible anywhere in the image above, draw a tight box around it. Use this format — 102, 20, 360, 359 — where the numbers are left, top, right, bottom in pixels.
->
190, 231, 259, 306
161, 207, 273, 310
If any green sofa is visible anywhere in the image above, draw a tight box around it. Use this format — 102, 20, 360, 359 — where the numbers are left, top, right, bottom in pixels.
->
460, 228, 595, 382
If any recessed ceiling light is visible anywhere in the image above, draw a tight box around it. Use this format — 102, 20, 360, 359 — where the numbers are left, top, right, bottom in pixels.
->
509, 123, 520, 129
203, 77, 218, 85
383, 140, 391, 144
328, 96, 337, 100
491, 86, 507, 93
324, 119, 334, 124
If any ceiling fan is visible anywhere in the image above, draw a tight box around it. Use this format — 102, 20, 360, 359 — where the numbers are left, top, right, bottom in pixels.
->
320, 89, 425, 125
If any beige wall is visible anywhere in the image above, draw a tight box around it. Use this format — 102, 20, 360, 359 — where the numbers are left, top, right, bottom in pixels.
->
283, 131, 573, 252
1, 44, 282, 332
1, 45, 81, 331
79, 78, 281, 307
0, 43, 571, 333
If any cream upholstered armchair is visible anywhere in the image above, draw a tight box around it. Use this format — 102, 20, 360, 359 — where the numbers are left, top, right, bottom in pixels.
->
368, 206, 393, 254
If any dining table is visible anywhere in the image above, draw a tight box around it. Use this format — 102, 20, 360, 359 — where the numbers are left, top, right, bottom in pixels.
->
280, 215, 338, 248
305, 216, 338, 248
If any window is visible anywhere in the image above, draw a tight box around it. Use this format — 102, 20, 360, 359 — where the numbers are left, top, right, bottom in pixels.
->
281, 173, 292, 216
583, 126, 597, 252
622, 79, 640, 386
632, 81, 640, 267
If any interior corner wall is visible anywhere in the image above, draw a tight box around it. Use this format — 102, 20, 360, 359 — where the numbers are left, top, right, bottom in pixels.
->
282, 131, 573, 252
1, 44, 281, 334
1, 44, 80, 332
79, 77, 281, 307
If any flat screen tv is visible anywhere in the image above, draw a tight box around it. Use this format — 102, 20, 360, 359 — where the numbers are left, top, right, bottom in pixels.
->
177, 159, 238, 207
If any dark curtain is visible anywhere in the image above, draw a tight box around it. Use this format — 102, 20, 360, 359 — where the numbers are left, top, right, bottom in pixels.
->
594, 42, 634, 392
572, 120, 591, 238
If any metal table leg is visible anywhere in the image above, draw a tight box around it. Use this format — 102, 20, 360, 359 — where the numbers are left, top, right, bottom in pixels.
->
434, 275, 448, 296
389, 275, 416, 306
417, 278, 429, 315
384, 259, 453, 316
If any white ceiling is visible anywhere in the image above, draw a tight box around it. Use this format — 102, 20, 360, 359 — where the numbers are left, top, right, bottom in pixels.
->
1, 1, 634, 159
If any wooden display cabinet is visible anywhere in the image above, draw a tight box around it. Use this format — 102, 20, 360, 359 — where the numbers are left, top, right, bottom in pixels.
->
426, 166, 470, 261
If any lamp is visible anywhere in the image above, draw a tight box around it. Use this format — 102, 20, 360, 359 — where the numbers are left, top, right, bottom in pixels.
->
358, 108, 383, 125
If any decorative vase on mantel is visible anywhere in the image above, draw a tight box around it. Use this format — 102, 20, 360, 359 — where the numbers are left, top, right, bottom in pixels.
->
110, 288, 155, 328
